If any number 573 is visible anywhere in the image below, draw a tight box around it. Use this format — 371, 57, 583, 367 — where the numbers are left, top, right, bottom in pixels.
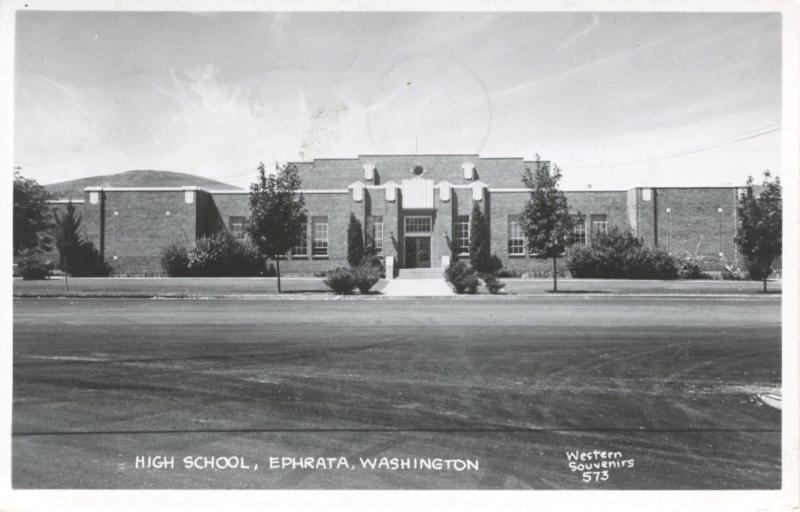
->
582, 471, 609, 483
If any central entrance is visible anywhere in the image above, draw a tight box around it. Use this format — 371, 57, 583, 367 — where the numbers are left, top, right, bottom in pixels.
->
404, 236, 431, 268
403, 215, 433, 269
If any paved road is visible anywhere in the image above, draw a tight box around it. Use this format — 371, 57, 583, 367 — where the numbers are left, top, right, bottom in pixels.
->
12, 296, 781, 489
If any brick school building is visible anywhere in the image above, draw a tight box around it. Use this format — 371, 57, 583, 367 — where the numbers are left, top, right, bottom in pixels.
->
47, 154, 748, 276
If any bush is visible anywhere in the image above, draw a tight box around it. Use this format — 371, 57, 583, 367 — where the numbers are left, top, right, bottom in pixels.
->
721, 264, 744, 281
17, 249, 51, 280
678, 257, 712, 280
566, 228, 678, 279
445, 261, 480, 294
482, 274, 505, 294
324, 267, 356, 294
496, 267, 521, 278
161, 232, 263, 277
352, 262, 380, 294
360, 254, 386, 278
161, 242, 191, 277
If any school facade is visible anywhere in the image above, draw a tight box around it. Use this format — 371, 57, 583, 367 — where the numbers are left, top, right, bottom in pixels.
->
47, 154, 748, 276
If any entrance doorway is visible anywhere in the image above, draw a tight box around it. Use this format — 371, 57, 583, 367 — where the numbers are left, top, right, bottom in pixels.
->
404, 237, 431, 268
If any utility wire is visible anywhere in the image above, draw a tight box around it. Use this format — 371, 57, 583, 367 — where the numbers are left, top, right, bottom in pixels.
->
563, 123, 781, 169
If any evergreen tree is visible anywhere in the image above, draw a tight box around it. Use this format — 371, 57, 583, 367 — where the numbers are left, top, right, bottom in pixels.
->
469, 202, 491, 273
520, 161, 574, 292
54, 201, 82, 275
735, 171, 782, 292
347, 213, 365, 267
247, 162, 306, 293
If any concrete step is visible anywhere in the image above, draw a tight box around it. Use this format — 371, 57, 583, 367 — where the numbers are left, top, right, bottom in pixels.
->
397, 268, 444, 279
382, 278, 455, 296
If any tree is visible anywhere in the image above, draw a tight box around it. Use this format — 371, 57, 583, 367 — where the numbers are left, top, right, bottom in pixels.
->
53, 201, 110, 277
54, 201, 82, 274
468, 202, 491, 273
520, 162, 574, 292
13, 172, 52, 256
347, 213, 365, 267
247, 162, 306, 293
735, 171, 781, 292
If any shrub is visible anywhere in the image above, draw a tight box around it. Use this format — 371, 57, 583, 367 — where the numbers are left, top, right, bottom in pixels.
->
678, 257, 712, 280
482, 274, 505, 294
187, 232, 263, 277
360, 253, 386, 278
352, 262, 380, 294
721, 264, 744, 281
161, 242, 191, 277
445, 261, 480, 294
17, 249, 51, 280
324, 267, 356, 294
566, 228, 678, 279
162, 232, 263, 277
496, 267, 521, 278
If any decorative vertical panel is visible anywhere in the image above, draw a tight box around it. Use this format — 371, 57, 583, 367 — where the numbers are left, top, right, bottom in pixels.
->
363, 163, 375, 181
401, 178, 434, 209
471, 181, 485, 201
384, 181, 398, 202
436, 181, 451, 202
462, 162, 475, 180
349, 181, 365, 202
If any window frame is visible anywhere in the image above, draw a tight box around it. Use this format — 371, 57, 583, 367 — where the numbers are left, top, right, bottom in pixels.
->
372, 215, 384, 256
572, 215, 587, 246
590, 214, 608, 236
312, 216, 329, 258
454, 214, 470, 256
229, 216, 247, 242
291, 221, 309, 258
508, 215, 525, 257
404, 215, 433, 235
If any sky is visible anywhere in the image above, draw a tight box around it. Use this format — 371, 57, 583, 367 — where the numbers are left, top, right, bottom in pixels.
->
14, 11, 782, 190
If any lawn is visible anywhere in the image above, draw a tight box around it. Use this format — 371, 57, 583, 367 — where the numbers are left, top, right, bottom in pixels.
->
12, 276, 780, 297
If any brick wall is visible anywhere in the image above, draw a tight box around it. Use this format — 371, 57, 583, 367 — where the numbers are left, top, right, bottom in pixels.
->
486, 190, 629, 275
58, 177, 757, 276
101, 190, 196, 276
655, 188, 739, 270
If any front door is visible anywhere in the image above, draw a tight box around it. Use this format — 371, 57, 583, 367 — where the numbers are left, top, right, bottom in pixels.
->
404, 237, 431, 268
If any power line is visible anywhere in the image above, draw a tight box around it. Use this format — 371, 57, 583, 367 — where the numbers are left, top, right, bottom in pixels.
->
562, 123, 781, 169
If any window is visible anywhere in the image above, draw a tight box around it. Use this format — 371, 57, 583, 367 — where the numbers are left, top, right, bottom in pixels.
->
508, 216, 525, 256
454, 215, 470, 256
404, 216, 432, 234
229, 216, 246, 241
372, 215, 384, 256
590, 214, 608, 235
572, 216, 586, 245
292, 222, 308, 257
312, 216, 328, 257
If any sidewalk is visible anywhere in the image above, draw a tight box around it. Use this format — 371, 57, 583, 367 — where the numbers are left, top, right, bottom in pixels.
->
381, 278, 455, 297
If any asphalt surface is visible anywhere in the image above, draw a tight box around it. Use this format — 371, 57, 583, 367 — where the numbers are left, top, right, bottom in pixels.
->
12, 296, 781, 489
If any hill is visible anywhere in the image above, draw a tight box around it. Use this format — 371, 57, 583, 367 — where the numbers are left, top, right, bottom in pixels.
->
45, 170, 241, 199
